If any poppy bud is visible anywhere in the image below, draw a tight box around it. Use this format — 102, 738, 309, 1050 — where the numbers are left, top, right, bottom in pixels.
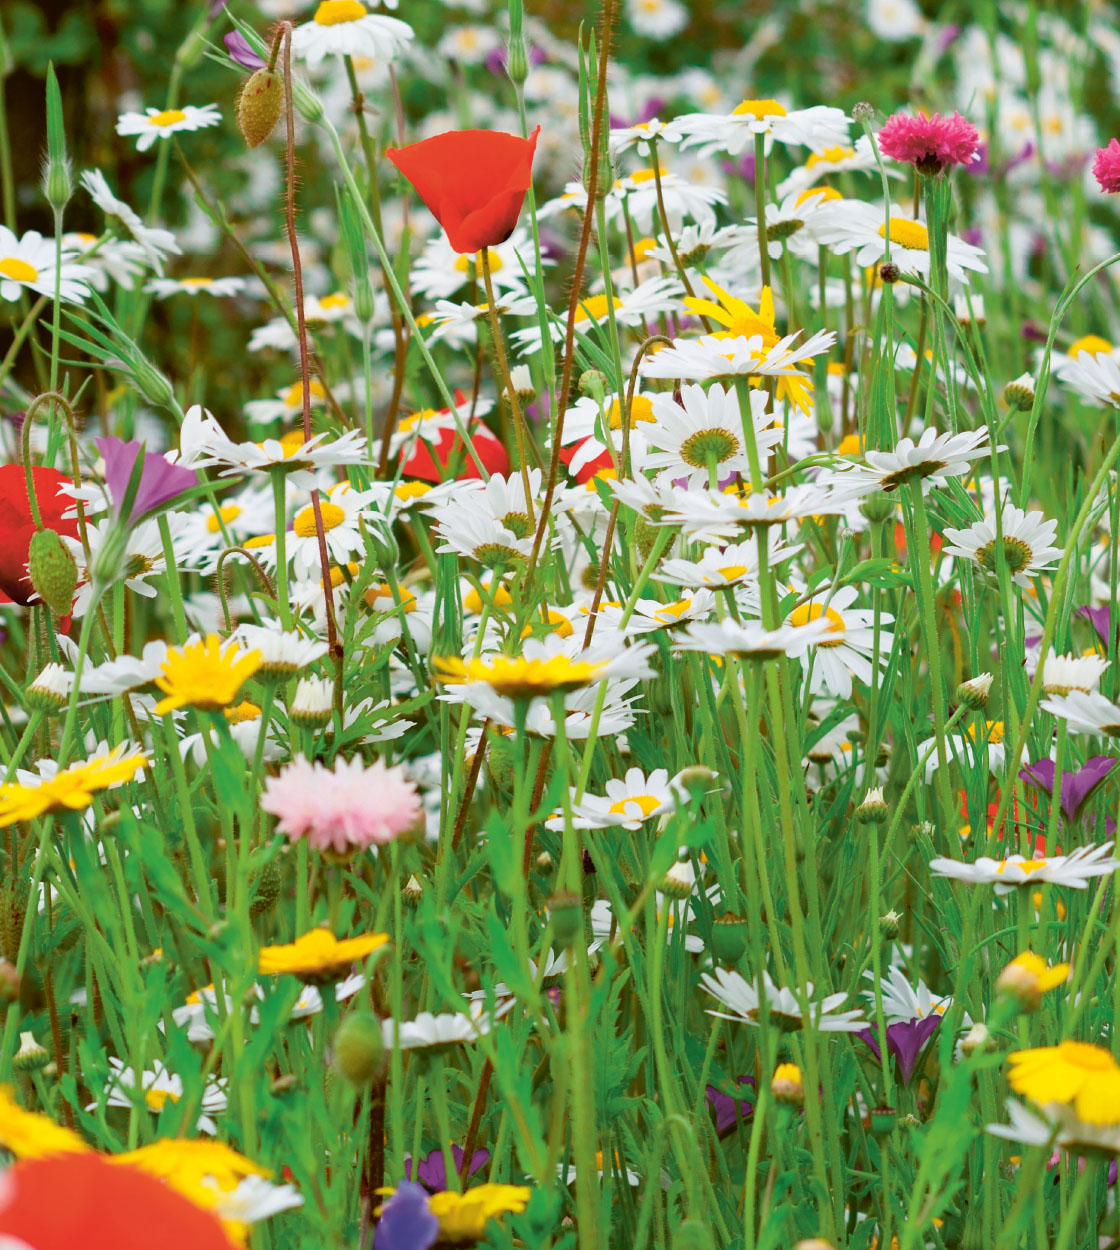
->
249, 860, 283, 917
0, 960, 19, 1005
334, 1011, 385, 1085
709, 912, 748, 963
27, 528, 77, 616
484, 733, 517, 794
237, 67, 284, 149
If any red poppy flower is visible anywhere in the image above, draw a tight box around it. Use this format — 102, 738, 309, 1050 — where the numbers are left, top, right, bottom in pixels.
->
559, 438, 612, 484
0, 464, 79, 606
401, 421, 510, 482
387, 127, 540, 255
0, 1154, 237, 1250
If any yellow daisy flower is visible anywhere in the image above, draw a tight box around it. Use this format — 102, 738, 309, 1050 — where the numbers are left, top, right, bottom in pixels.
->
427, 1184, 532, 1242
154, 634, 262, 716
0, 1085, 90, 1158
996, 951, 1070, 1010
0, 745, 147, 828
1007, 1041, 1120, 1124
258, 928, 389, 977
432, 654, 605, 701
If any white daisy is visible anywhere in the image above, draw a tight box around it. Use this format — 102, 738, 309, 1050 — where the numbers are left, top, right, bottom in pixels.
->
410, 229, 542, 301
609, 117, 681, 156
79, 169, 180, 272
286, 481, 379, 578
699, 968, 867, 1032
1054, 349, 1120, 408
233, 624, 329, 676
511, 276, 682, 355
942, 504, 1062, 587
789, 582, 895, 700
639, 327, 836, 385
0, 226, 90, 303
827, 426, 996, 497
774, 136, 888, 199
915, 719, 1019, 782
655, 532, 798, 590
291, 1, 414, 66
1041, 689, 1120, 737
667, 99, 851, 158
380, 1000, 509, 1050
987, 1097, 1120, 1156
115, 104, 221, 152
145, 275, 248, 299
661, 482, 854, 544
547, 767, 683, 831
95, 1057, 227, 1135
674, 615, 835, 659
62, 232, 149, 292
1041, 653, 1110, 696
625, 0, 688, 41
929, 843, 1119, 893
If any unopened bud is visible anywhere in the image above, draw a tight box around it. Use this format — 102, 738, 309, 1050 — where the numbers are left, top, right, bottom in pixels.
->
12, 1031, 48, 1073
249, 860, 283, 917
130, 355, 177, 411
506, 36, 529, 85
658, 859, 694, 899
960, 1022, 992, 1056
0, 961, 20, 1005
43, 158, 73, 212
771, 1062, 804, 1105
852, 101, 875, 123
579, 369, 608, 401
535, 851, 554, 874
484, 733, 517, 794
954, 293, 985, 328
27, 662, 72, 713
859, 491, 895, 523
505, 364, 535, 401
956, 672, 993, 710
334, 1011, 385, 1085
291, 676, 333, 728
856, 787, 888, 825
996, 951, 1070, 1013
27, 528, 78, 615
1004, 373, 1036, 411
879, 261, 900, 284
237, 67, 284, 148
353, 278, 375, 324
402, 873, 423, 906
879, 908, 903, 940
291, 77, 325, 125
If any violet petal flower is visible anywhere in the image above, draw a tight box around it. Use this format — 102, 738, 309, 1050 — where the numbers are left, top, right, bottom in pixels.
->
405, 1146, 489, 1193
859, 1016, 941, 1085
225, 30, 266, 71
1020, 756, 1116, 823
373, 1181, 438, 1250
706, 1075, 755, 1137
1078, 604, 1112, 644
95, 436, 195, 521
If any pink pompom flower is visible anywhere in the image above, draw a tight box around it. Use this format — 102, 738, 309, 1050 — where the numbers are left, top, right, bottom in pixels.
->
261, 755, 422, 857
1093, 139, 1120, 193
877, 111, 980, 175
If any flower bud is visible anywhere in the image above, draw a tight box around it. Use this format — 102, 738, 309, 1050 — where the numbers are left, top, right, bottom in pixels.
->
0, 961, 19, 1005
353, 277, 376, 324
579, 369, 608, 401
27, 528, 78, 615
879, 261, 901, 284
484, 733, 517, 794
659, 859, 695, 899
43, 157, 74, 213
955, 672, 993, 710
129, 354, 177, 412
505, 364, 535, 402
27, 662, 72, 713
506, 36, 529, 85
12, 1031, 48, 1073
709, 912, 748, 963
1004, 373, 1036, 411
879, 908, 903, 940
402, 873, 424, 906
291, 77, 325, 125
175, 27, 209, 71
334, 1011, 385, 1085
291, 676, 333, 728
851, 101, 875, 123
996, 951, 1070, 1013
771, 1062, 804, 1105
237, 68, 285, 148
859, 491, 896, 524
954, 293, 985, 328
856, 787, 888, 825
535, 850, 554, 874
960, 1022, 992, 1056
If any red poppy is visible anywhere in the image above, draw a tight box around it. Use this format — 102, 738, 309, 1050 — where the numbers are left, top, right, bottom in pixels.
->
0, 464, 79, 606
559, 438, 611, 484
401, 421, 510, 482
387, 127, 540, 255
0, 1153, 237, 1250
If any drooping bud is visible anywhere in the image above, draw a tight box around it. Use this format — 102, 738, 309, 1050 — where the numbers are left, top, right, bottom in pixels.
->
955, 672, 993, 710
334, 1011, 385, 1085
237, 67, 285, 148
27, 528, 78, 616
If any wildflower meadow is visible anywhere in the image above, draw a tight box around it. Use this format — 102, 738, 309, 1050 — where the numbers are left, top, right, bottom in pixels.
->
5, 0, 1120, 1246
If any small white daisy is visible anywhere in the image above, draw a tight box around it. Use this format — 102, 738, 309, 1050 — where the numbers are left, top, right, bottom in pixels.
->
95, 1057, 227, 1134
286, 481, 380, 578
929, 843, 1119, 893
145, 275, 248, 299
667, 98, 851, 158
0, 226, 90, 303
1041, 652, 1110, 696
115, 104, 221, 152
700, 968, 867, 1032
291, 1, 414, 66
1042, 689, 1120, 737
942, 504, 1062, 587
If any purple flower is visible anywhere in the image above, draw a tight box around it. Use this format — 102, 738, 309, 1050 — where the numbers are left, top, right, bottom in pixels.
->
858, 1016, 941, 1085
484, 43, 546, 75
1020, 756, 1117, 828
225, 30, 266, 71
404, 1146, 489, 1193
95, 437, 195, 521
1078, 605, 1113, 645
706, 1075, 755, 1137
373, 1181, 438, 1250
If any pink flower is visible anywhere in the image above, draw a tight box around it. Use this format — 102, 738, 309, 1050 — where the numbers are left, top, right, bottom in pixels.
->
261, 755, 422, 855
878, 111, 980, 174
1093, 139, 1120, 193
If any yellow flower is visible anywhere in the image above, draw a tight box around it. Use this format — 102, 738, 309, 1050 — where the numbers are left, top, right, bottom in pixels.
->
432, 654, 605, 701
154, 634, 262, 715
0, 745, 147, 828
258, 927, 389, 977
996, 951, 1070, 1011
427, 1184, 531, 1242
1007, 1041, 1120, 1124
0, 1085, 90, 1157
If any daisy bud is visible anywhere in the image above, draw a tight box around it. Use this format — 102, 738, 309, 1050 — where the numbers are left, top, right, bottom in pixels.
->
879, 261, 900, 284
879, 908, 903, 940
547, 890, 583, 947
579, 369, 608, 402
954, 293, 985, 328
334, 1011, 386, 1085
996, 951, 1070, 1013
771, 1062, 804, 1105
27, 528, 78, 616
12, 1031, 48, 1073
506, 0, 529, 86
402, 873, 424, 906
237, 67, 284, 148
659, 859, 695, 899
960, 1022, 992, 1056
672, 1219, 717, 1250
851, 101, 875, 123
709, 912, 749, 963
856, 787, 888, 825
27, 662, 72, 713
859, 491, 895, 524
955, 672, 993, 710
505, 364, 535, 402
291, 676, 333, 728
1004, 373, 1036, 411
535, 851, 554, 874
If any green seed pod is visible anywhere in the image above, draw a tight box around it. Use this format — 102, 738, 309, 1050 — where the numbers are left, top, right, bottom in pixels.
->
237, 68, 284, 149
334, 1011, 385, 1085
859, 491, 896, 524
709, 912, 749, 963
249, 859, 283, 917
27, 528, 77, 616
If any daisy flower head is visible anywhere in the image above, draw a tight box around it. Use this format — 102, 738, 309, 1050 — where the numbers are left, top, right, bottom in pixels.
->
1007, 1042, 1120, 1124
608, 117, 680, 156
1042, 689, 1120, 737
625, 0, 688, 41
381, 1000, 509, 1051
774, 136, 885, 199
700, 968, 866, 1032
79, 169, 181, 272
154, 634, 262, 716
877, 111, 981, 174
789, 583, 895, 699
675, 615, 836, 661
1093, 138, 1120, 193
548, 766, 683, 831
115, 104, 221, 152
1041, 652, 1109, 696
0, 745, 146, 828
146, 276, 248, 299
97, 1058, 227, 1135
233, 624, 328, 678
291, 1, 414, 66
654, 531, 798, 590
987, 1096, 1120, 1157
286, 481, 380, 579
1054, 349, 1120, 408
663, 481, 853, 543
0, 227, 91, 303
929, 842, 1119, 893
840, 426, 996, 496
942, 504, 1062, 587
668, 98, 851, 159
607, 169, 726, 232
258, 928, 389, 980
260, 755, 422, 856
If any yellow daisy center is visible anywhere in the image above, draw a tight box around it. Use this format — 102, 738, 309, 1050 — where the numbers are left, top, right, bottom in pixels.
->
179, 277, 213, 288
836, 433, 864, 456
631, 236, 657, 262
1069, 334, 1113, 358
314, 0, 367, 24
223, 700, 262, 724
732, 99, 786, 119
654, 599, 692, 624
607, 395, 655, 429
293, 501, 346, 537
879, 218, 929, 251
608, 794, 661, 818
284, 378, 327, 408
0, 258, 38, 284
206, 504, 243, 534
795, 186, 842, 206
394, 480, 432, 502
807, 145, 855, 166
623, 169, 659, 185
789, 602, 846, 644
997, 858, 1048, 876
277, 430, 309, 457
244, 534, 275, 549
575, 295, 622, 324
149, 109, 187, 127
144, 1088, 181, 1112
454, 249, 504, 273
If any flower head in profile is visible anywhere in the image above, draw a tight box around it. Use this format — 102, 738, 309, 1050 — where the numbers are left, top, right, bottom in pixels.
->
95, 436, 195, 522
0, 744, 147, 828
258, 928, 388, 979
261, 755, 422, 856
878, 111, 980, 174
388, 128, 540, 254
1008, 1041, 1120, 1124
0, 226, 91, 303
375, 1180, 530, 1250
154, 634, 261, 716
115, 104, 221, 152
292, 1, 414, 66
1093, 139, 1120, 194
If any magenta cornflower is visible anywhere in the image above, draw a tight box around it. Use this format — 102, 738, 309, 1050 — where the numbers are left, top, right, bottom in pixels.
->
878, 111, 980, 175
1093, 139, 1120, 193
261, 755, 422, 857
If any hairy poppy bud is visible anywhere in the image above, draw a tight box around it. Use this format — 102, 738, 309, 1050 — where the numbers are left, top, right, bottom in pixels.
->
238, 68, 284, 148
27, 528, 77, 615
334, 1011, 385, 1085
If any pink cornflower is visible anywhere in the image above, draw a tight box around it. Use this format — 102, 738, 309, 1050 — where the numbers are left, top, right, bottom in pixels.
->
261, 755, 422, 856
1093, 139, 1120, 193
878, 111, 980, 175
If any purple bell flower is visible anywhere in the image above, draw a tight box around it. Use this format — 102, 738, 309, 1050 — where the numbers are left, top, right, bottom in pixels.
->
1020, 756, 1116, 831
225, 30, 266, 71
1078, 604, 1113, 645
858, 1016, 941, 1085
705, 1075, 755, 1137
404, 1146, 489, 1192
373, 1180, 438, 1250
95, 436, 195, 522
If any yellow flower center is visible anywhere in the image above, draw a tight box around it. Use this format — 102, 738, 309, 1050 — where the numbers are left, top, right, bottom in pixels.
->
277, 430, 309, 457
150, 109, 188, 127
394, 480, 432, 502
712, 564, 748, 582
0, 257, 38, 284
795, 186, 842, 206
608, 793, 661, 818
807, 145, 855, 166
314, 0, 367, 24
606, 395, 655, 429
789, 602, 846, 644
454, 250, 504, 273
179, 277, 213, 288
879, 218, 930, 251
1069, 334, 1113, 358
624, 169, 659, 185
244, 534, 275, 549
575, 295, 622, 324
965, 719, 1005, 744
654, 599, 692, 624
293, 501, 346, 537
319, 292, 350, 309
224, 700, 262, 724
284, 378, 327, 408
206, 504, 243, 534
997, 858, 1047, 876
732, 99, 787, 119
397, 408, 437, 433
836, 433, 864, 456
